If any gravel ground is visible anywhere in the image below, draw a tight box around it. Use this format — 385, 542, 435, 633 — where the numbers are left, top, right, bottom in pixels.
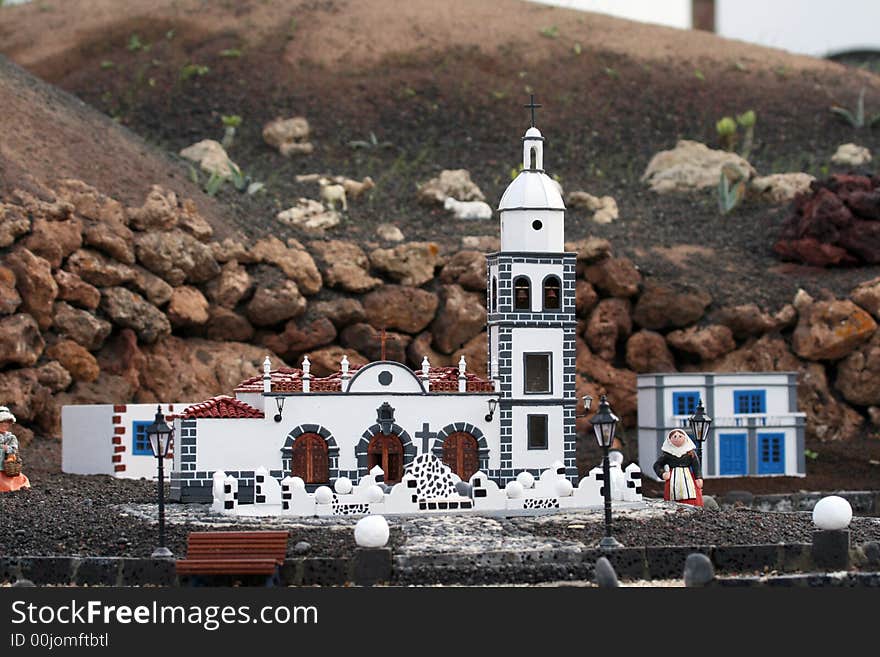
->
2, 470, 879, 561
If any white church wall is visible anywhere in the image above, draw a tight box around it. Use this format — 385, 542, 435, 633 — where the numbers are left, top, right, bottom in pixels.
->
500, 209, 565, 252
510, 327, 564, 400
509, 404, 564, 470
195, 418, 281, 473
61, 405, 114, 476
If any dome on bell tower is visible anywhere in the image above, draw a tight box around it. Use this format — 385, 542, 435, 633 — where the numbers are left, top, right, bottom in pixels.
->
497, 125, 565, 211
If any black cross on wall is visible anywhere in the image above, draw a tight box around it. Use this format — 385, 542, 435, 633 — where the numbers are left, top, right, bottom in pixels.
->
524, 94, 541, 127
415, 422, 437, 453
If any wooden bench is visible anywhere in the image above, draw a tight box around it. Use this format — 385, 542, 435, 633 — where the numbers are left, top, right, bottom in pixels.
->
176, 531, 289, 585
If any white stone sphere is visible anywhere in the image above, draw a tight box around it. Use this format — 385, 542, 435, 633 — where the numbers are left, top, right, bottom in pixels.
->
505, 481, 525, 499
812, 495, 853, 530
516, 471, 535, 489
555, 478, 574, 497
366, 484, 385, 504
354, 515, 390, 548
288, 476, 306, 491
314, 485, 333, 504
334, 477, 353, 495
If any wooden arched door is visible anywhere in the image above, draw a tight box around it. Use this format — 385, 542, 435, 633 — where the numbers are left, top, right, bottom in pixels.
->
442, 432, 479, 481
291, 433, 329, 484
367, 433, 403, 484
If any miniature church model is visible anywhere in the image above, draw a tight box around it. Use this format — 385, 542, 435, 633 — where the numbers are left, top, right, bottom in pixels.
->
150, 102, 640, 515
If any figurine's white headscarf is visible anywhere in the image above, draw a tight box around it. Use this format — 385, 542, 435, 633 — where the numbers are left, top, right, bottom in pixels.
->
0, 406, 16, 424
661, 428, 696, 457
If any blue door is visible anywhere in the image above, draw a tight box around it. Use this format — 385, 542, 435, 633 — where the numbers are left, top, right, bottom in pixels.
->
758, 433, 785, 474
719, 434, 747, 475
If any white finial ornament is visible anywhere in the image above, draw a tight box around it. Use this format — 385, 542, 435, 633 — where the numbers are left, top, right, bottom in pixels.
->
421, 356, 430, 377
341, 354, 350, 376
302, 355, 311, 377
458, 355, 467, 376
263, 355, 271, 375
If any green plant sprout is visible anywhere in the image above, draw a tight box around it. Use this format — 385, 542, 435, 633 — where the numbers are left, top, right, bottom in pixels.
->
804, 449, 819, 461
736, 110, 756, 159
830, 87, 880, 128
221, 114, 242, 149
718, 163, 748, 215
219, 48, 241, 58
716, 116, 737, 150
716, 110, 757, 159
572, 42, 582, 55
539, 26, 559, 39
349, 131, 393, 150
205, 160, 264, 197
179, 63, 209, 81
127, 34, 145, 52
100, 60, 114, 70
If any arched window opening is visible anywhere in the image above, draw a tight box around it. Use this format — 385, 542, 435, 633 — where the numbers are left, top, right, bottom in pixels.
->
543, 276, 561, 310
514, 277, 531, 311
492, 277, 498, 312
529, 147, 537, 169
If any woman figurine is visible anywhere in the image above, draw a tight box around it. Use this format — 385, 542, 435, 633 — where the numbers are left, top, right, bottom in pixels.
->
653, 428, 702, 507
0, 406, 31, 492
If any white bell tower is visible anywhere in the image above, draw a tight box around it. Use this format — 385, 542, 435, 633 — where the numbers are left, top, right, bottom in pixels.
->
486, 97, 578, 484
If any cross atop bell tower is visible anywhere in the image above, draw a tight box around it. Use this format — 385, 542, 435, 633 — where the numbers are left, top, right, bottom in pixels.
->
524, 94, 542, 127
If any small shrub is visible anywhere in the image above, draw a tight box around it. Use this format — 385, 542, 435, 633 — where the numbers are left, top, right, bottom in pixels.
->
539, 26, 559, 39
718, 163, 748, 215
180, 63, 209, 81
219, 48, 241, 58
830, 87, 880, 128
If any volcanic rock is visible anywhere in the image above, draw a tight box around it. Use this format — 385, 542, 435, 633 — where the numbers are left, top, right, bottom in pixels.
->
35, 361, 72, 393
362, 285, 439, 334
177, 199, 214, 241
341, 323, 410, 363
666, 325, 736, 360
406, 331, 453, 369
4, 248, 57, 329
851, 276, 880, 319
0, 266, 21, 314
831, 143, 871, 167
308, 345, 368, 377
625, 330, 676, 373
417, 169, 485, 205
370, 242, 443, 287
52, 301, 112, 350
130, 265, 174, 307
641, 139, 756, 193
311, 298, 366, 329
99, 287, 171, 344
575, 280, 599, 317
586, 298, 632, 361
583, 256, 640, 298
179, 141, 235, 178
633, 281, 711, 330
245, 281, 307, 327
166, 286, 210, 327
82, 217, 135, 264
22, 217, 82, 268
431, 284, 487, 354
308, 240, 380, 293
46, 339, 100, 383
749, 173, 815, 203
263, 317, 337, 358
53, 269, 100, 310
835, 331, 880, 406
65, 248, 135, 287
0, 314, 44, 367
204, 307, 254, 343
439, 250, 486, 291
791, 293, 876, 360
250, 236, 322, 296
0, 204, 31, 248
0, 368, 56, 435
205, 260, 253, 308
453, 332, 489, 379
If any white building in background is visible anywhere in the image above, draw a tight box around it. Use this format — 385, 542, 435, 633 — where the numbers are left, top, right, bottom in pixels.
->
530, 0, 880, 57
637, 372, 806, 480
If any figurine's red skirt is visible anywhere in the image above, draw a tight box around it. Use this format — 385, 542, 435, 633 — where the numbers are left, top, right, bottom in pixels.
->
664, 479, 703, 507
0, 472, 30, 492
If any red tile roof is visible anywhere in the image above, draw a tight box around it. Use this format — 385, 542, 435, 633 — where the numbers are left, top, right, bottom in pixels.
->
179, 396, 265, 419
233, 365, 494, 394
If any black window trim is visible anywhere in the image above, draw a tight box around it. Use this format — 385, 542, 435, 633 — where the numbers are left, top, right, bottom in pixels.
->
523, 351, 553, 395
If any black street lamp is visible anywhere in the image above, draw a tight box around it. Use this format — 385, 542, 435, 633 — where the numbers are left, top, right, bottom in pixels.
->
146, 406, 174, 559
688, 399, 713, 466
591, 395, 623, 550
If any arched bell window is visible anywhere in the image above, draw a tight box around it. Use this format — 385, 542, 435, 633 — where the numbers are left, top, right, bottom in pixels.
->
492, 277, 498, 312
543, 275, 561, 310
529, 147, 537, 170
514, 276, 531, 311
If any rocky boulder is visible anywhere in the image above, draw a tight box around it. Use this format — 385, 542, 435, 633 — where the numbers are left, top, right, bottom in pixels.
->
35, 361, 72, 393
831, 143, 872, 167
851, 277, 880, 319
835, 331, 880, 406
179, 141, 235, 178
362, 285, 439, 334
799, 362, 863, 442
82, 218, 135, 264
52, 301, 112, 351
575, 338, 637, 427
0, 204, 31, 248
65, 248, 135, 287
263, 317, 336, 358
713, 303, 796, 339
439, 250, 486, 291
22, 217, 82, 268
586, 298, 632, 361
633, 281, 712, 330
0, 368, 57, 436
308, 345, 368, 377
584, 257, 641, 298
308, 240, 380, 293
341, 323, 410, 363
4, 248, 58, 329
0, 266, 21, 315
53, 269, 100, 310
707, 334, 800, 372
431, 284, 487, 354
100, 287, 171, 344
134, 229, 220, 285
749, 173, 815, 204
625, 330, 676, 373
370, 242, 443, 287
575, 280, 599, 317
641, 139, 757, 193
130, 265, 174, 307
205, 260, 253, 308
204, 307, 255, 343
245, 281, 307, 327
262, 116, 313, 156
0, 314, 44, 367
177, 199, 214, 242
567, 237, 612, 264
567, 191, 618, 224
666, 325, 736, 361
166, 286, 210, 327
406, 331, 453, 369
45, 339, 100, 382
454, 332, 489, 379
250, 237, 322, 296
417, 169, 485, 205
311, 298, 366, 329
791, 292, 876, 360
276, 199, 340, 234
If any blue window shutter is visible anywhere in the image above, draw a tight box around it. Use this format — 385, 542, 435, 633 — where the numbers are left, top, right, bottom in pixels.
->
734, 390, 766, 414
672, 391, 700, 416
719, 434, 747, 475
132, 420, 153, 456
757, 433, 785, 474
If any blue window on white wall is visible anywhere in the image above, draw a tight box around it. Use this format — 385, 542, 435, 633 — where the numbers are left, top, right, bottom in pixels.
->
758, 433, 785, 474
672, 391, 700, 416
132, 420, 153, 456
734, 390, 766, 414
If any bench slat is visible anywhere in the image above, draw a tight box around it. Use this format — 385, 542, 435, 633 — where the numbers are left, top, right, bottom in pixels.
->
177, 531, 289, 578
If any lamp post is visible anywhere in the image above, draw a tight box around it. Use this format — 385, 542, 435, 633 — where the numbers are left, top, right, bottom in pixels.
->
146, 405, 174, 559
485, 398, 498, 422
688, 399, 713, 467
591, 395, 622, 549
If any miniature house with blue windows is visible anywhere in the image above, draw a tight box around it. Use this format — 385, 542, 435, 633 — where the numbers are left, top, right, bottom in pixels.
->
637, 372, 806, 479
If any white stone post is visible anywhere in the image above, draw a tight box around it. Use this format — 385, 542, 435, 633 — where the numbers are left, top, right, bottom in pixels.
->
458, 354, 467, 392
222, 474, 238, 514
262, 355, 271, 393
421, 355, 431, 391
302, 355, 311, 393
341, 354, 351, 392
